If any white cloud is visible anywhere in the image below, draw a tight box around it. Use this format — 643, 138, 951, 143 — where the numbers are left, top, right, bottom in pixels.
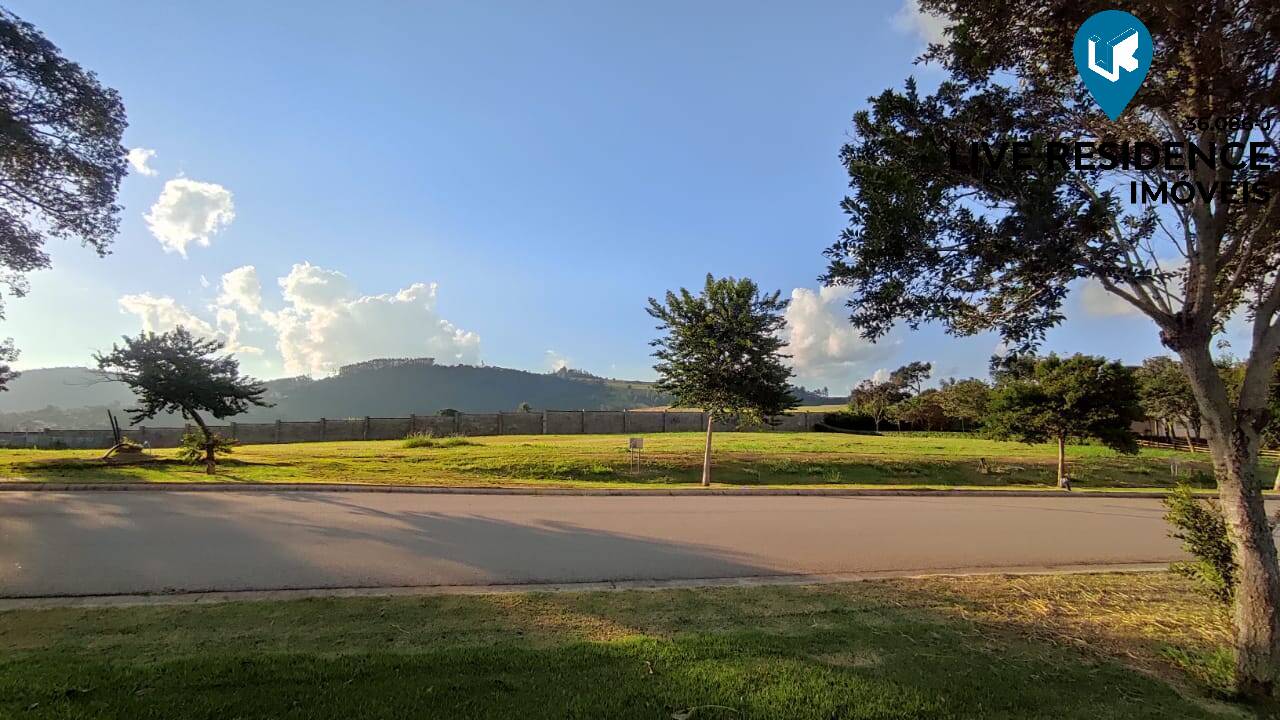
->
782, 286, 899, 392
127, 147, 157, 176
893, 0, 950, 46
120, 262, 479, 374
119, 293, 217, 337
144, 178, 235, 256
278, 262, 354, 312
545, 350, 570, 372
117, 292, 261, 355
267, 263, 480, 376
1079, 279, 1142, 317
214, 306, 262, 355
218, 265, 265, 316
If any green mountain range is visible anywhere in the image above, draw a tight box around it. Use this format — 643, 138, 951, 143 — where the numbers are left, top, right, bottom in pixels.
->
0, 360, 836, 430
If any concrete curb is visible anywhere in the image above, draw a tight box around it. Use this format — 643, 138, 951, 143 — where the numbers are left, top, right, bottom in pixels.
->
0, 562, 1170, 610
0, 481, 1182, 498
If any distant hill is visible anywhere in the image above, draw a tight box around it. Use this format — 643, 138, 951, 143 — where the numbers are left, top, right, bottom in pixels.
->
0, 367, 134, 414
0, 363, 674, 430
0, 361, 844, 431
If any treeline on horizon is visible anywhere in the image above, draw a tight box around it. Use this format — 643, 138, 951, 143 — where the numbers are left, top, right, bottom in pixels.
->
827, 354, 1280, 450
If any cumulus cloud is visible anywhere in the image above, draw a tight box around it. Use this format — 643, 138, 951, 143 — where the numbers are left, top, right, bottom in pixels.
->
782, 286, 899, 391
266, 263, 480, 376
117, 293, 261, 355
118, 263, 480, 375
127, 148, 158, 176
144, 178, 235, 256
218, 265, 265, 316
893, 0, 950, 46
278, 262, 354, 312
119, 293, 217, 337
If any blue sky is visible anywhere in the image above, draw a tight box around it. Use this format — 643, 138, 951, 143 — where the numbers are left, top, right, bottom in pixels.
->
3, 0, 1195, 392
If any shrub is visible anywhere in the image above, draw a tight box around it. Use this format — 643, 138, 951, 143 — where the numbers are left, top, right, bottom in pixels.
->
402, 432, 476, 449
1162, 483, 1236, 604
176, 432, 238, 467
817, 411, 878, 433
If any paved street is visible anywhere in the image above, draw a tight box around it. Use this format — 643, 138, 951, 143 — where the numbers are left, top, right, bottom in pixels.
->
0, 491, 1229, 598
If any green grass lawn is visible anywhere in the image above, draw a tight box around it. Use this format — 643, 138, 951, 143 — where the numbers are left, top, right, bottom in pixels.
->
0, 573, 1252, 719
0, 431, 1257, 489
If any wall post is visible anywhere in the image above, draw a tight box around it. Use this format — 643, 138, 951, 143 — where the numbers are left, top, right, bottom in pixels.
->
541, 410, 548, 435
363, 416, 370, 441
409, 413, 417, 435
230, 422, 237, 441
661, 410, 667, 433
275, 419, 282, 443
497, 412, 504, 435
622, 409, 628, 433
581, 409, 586, 434
320, 418, 327, 442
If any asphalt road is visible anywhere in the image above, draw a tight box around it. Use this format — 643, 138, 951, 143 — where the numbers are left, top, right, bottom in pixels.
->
0, 491, 1230, 599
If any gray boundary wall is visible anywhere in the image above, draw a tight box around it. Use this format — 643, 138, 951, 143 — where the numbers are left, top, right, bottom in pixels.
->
0, 410, 821, 450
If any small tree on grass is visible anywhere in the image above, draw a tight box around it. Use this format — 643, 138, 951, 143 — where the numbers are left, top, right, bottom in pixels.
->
1136, 356, 1201, 452
985, 354, 1142, 488
95, 327, 270, 474
848, 377, 904, 432
647, 274, 798, 486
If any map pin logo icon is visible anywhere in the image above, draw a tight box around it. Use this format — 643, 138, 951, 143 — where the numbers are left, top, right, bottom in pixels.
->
1073, 10, 1152, 121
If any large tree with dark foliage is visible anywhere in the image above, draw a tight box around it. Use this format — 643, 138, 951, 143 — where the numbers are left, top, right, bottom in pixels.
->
985, 354, 1142, 487
647, 274, 797, 486
0, 8, 127, 390
95, 328, 269, 473
821, 1, 1280, 695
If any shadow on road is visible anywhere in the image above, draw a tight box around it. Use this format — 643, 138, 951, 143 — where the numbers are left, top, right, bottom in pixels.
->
0, 491, 774, 597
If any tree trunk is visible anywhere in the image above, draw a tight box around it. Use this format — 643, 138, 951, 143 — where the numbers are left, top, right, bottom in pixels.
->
1182, 422, 1196, 454
701, 414, 714, 487
1180, 346, 1280, 698
188, 411, 216, 475
1055, 435, 1069, 489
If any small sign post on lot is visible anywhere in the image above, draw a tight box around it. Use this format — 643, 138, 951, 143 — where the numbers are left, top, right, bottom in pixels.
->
629, 437, 644, 474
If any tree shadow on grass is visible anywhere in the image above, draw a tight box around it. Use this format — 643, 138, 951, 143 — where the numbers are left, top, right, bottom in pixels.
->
0, 578, 1232, 720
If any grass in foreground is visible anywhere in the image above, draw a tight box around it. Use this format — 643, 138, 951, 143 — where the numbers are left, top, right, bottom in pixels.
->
0, 432, 1260, 489
0, 573, 1251, 719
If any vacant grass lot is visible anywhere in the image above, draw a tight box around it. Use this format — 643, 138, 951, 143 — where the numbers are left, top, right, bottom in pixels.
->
0, 432, 1258, 489
0, 573, 1251, 719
